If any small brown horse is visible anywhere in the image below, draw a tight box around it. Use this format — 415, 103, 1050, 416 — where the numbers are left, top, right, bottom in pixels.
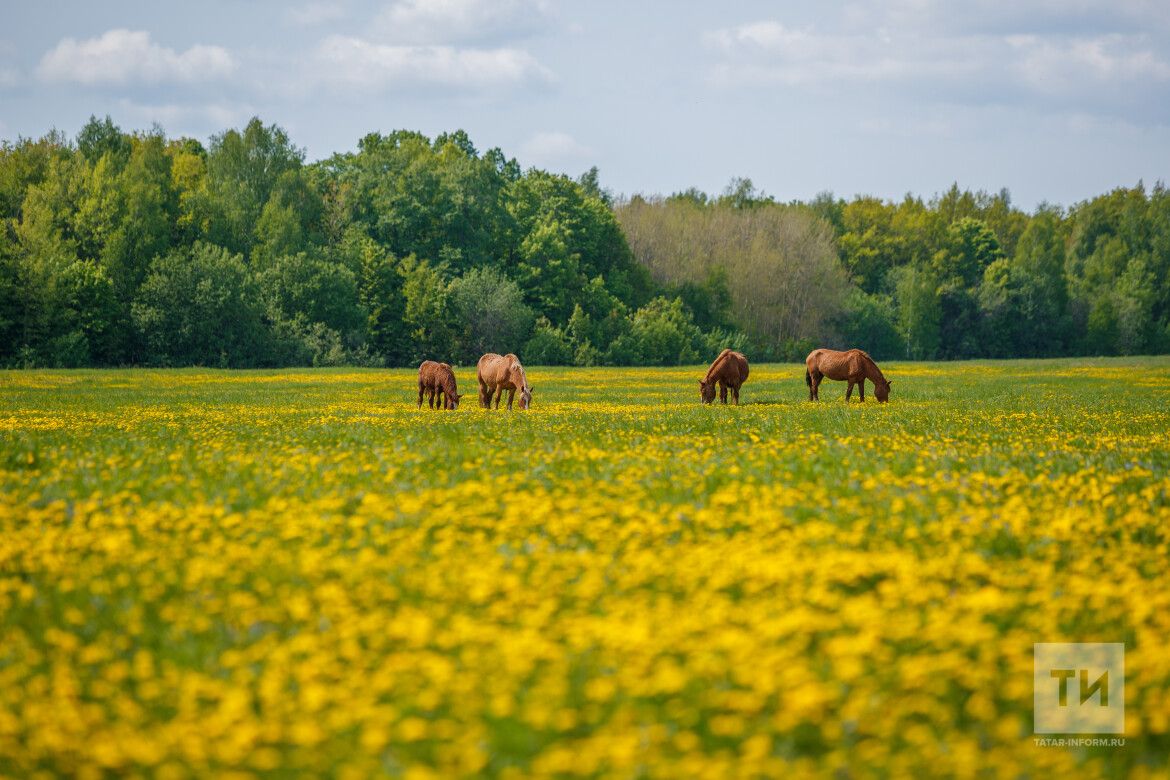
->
418, 360, 462, 410
477, 353, 532, 410
700, 348, 749, 404
806, 348, 891, 403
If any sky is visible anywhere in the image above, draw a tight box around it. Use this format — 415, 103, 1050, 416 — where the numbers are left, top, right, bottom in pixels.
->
1, 0, 1168, 210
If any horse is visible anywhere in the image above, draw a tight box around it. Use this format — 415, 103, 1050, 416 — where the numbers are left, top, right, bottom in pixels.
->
417, 360, 462, 410
477, 353, 533, 410
805, 348, 891, 403
699, 348, 749, 405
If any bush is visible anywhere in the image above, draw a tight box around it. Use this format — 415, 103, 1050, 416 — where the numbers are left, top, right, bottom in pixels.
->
602, 297, 706, 366
524, 318, 573, 365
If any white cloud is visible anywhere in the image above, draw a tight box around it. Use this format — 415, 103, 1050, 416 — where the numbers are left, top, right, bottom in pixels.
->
312, 34, 552, 92
850, 0, 1170, 36
288, 2, 349, 27
375, 0, 551, 44
705, 19, 1170, 107
519, 131, 593, 167
37, 29, 235, 85
1009, 33, 1170, 94
0, 67, 17, 89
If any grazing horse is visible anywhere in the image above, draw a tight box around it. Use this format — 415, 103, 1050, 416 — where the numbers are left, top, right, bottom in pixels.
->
477, 353, 533, 410
805, 348, 892, 403
699, 348, 749, 405
418, 360, 462, 410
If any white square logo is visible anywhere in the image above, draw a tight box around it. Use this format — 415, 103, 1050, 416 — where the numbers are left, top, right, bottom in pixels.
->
1034, 643, 1124, 734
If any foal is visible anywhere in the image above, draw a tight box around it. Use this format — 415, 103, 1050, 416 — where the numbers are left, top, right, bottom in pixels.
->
418, 360, 462, 410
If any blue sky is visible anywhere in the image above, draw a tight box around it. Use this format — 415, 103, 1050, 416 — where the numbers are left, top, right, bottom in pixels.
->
2, 0, 1167, 209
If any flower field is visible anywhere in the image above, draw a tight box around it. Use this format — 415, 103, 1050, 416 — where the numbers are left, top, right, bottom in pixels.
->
1, 358, 1169, 778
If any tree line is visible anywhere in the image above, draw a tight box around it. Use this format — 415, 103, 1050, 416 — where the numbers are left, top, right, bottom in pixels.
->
2, 116, 1167, 368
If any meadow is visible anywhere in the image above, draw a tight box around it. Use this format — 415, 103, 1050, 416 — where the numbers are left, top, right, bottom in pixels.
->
1, 358, 1168, 779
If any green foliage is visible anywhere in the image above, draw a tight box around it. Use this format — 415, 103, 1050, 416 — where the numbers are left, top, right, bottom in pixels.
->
3, 117, 1169, 367
524, 318, 574, 365
836, 288, 904, 360
258, 252, 362, 334
132, 243, 264, 366
606, 297, 705, 366
205, 118, 305, 255
399, 256, 455, 364
447, 266, 534, 363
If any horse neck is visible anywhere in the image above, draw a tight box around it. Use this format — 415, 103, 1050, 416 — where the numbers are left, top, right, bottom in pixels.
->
512, 365, 528, 390
863, 357, 884, 383
705, 350, 731, 381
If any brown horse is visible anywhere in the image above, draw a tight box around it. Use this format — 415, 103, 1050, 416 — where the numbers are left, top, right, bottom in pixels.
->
699, 348, 749, 404
477, 353, 532, 410
805, 348, 891, 403
418, 360, 462, 410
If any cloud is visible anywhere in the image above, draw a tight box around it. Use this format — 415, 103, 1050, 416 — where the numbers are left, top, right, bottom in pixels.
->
37, 29, 235, 85
848, 0, 1170, 37
375, 0, 551, 44
311, 34, 552, 92
288, 2, 349, 27
519, 131, 593, 168
0, 68, 17, 89
1009, 33, 1170, 94
704, 17, 1170, 120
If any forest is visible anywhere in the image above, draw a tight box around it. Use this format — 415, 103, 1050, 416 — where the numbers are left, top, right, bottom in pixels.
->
1, 116, 1168, 367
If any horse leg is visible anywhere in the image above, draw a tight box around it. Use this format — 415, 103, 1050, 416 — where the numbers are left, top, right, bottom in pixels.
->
436, 388, 445, 409
507, 388, 515, 410
418, 384, 424, 408
732, 384, 740, 405
811, 372, 822, 401
493, 387, 502, 410
846, 381, 854, 401
859, 379, 865, 402
719, 383, 728, 404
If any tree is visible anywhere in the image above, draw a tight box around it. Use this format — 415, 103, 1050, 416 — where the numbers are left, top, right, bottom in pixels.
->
399, 256, 455, 364
77, 115, 131, 169
836, 288, 903, 360
891, 265, 941, 360
447, 266, 534, 363
258, 252, 362, 334
132, 242, 264, 366
205, 118, 304, 256
934, 217, 1003, 287
616, 196, 844, 357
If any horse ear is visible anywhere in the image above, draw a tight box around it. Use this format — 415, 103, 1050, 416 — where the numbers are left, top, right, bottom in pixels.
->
887, 380, 893, 385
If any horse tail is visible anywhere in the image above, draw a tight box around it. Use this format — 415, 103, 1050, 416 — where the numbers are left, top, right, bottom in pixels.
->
805, 369, 811, 387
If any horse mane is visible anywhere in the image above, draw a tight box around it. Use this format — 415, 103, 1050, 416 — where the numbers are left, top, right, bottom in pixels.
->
703, 348, 735, 382
440, 366, 458, 396
856, 350, 886, 382
506, 354, 529, 389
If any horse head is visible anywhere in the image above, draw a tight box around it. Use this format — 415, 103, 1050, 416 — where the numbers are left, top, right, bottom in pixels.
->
447, 392, 463, 410
875, 379, 892, 403
519, 385, 532, 410
699, 379, 716, 404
